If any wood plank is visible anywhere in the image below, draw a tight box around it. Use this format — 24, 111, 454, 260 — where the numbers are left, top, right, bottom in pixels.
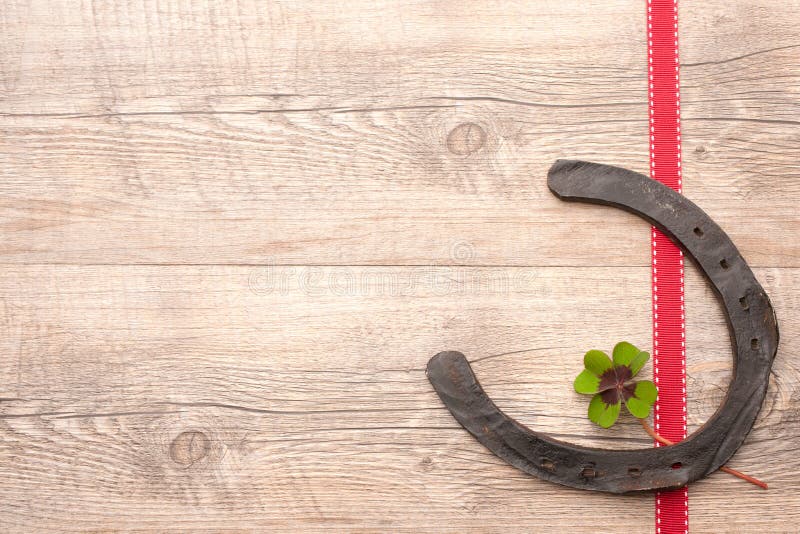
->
0, 264, 797, 530
1, 1, 649, 114
2, 105, 797, 267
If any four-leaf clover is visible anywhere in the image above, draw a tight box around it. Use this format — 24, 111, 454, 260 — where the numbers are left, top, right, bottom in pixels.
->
573, 342, 658, 428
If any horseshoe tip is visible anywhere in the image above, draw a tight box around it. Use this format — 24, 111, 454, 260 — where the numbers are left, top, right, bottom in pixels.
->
427, 350, 467, 377
547, 159, 590, 198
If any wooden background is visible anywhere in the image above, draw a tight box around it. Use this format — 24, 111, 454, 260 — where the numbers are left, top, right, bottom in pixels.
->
1, 1, 798, 531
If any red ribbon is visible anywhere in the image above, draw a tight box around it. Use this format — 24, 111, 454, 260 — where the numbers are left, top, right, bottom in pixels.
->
647, 0, 688, 532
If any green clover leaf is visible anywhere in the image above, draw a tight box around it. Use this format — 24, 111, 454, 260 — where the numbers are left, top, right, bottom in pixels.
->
572, 341, 657, 428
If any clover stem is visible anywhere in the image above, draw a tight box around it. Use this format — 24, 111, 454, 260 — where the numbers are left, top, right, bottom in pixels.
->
638, 418, 767, 490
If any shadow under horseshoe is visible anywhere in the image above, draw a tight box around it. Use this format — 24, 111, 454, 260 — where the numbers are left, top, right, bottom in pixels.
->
426, 159, 779, 493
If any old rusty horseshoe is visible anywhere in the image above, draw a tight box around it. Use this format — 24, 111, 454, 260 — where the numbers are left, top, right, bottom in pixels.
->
427, 160, 779, 493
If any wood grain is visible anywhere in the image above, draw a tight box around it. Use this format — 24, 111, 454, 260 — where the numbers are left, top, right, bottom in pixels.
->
1, 0, 798, 531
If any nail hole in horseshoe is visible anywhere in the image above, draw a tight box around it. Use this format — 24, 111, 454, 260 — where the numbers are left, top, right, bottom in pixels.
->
628, 467, 642, 478
672, 462, 683, 470
720, 258, 730, 270
739, 296, 749, 311
751, 338, 760, 350
580, 466, 598, 479
693, 227, 704, 237
541, 458, 556, 472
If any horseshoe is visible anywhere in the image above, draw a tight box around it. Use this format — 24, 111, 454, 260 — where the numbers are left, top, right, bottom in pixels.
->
426, 160, 779, 493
